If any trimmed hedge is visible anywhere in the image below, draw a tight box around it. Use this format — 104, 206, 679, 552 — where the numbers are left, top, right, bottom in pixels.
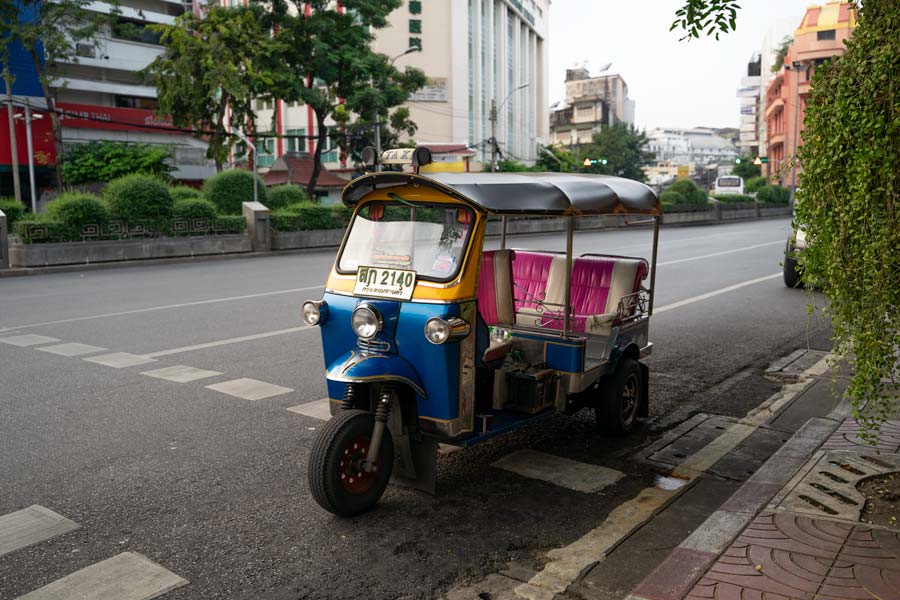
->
266, 185, 309, 210
103, 174, 174, 221
659, 190, 686, 205
46, 192, 110, 226
756, 184, 791, 204
13, 219, 77, 243
14, 215, 246, 243
712, 194, 756, 204
173, 198, 218, 220
745, 176, 767, 194
271, 203, 352, 232
169, 185, 203, 202
0, 197, 28, 231
203, 169, 267, 215
665, 179, 708, 204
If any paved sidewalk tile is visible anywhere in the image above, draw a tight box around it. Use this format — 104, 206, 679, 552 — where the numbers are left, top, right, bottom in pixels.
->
84, 352, 157, 368
0, 505, 80, 558
36, 342, 107, 357
141, 365, 222, 383
493, 449, 624, 493
287, 399, 332, 421
0, 334, 60, 347
822, 418, 900, 454
206, 378, 293, 401
17, 552, 187, 600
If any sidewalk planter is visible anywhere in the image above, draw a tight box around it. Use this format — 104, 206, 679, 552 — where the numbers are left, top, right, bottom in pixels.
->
9, 234, 251, 268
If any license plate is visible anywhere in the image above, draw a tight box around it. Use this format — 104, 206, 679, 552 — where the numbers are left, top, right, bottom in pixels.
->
353, 266, 416, 301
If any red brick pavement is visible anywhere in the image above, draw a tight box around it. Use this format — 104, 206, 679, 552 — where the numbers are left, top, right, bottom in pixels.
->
821, 419, 900, 454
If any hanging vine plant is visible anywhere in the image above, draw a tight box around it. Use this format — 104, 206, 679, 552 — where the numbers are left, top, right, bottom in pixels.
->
796, 2, 899, 438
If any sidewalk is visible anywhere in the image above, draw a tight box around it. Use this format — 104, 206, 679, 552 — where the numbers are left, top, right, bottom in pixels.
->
623, 364, 900, 600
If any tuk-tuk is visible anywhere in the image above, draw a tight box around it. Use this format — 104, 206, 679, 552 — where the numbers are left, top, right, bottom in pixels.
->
301, 149, 661, 516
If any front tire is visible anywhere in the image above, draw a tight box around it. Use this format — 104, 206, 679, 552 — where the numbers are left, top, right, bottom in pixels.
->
308, 409, 394, 517
595, 357, 642, 435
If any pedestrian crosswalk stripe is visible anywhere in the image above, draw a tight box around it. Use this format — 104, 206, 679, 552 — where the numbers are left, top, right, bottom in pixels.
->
205, 378, 293, 401
287, 399, 332, 421
492, 449, 625, 494
0, 505, 80, 558
16, 552, 187, 600
36, 343, 107, 357
141, 365, 223, 383
0, 334, 61, 347
84, 352, 158, 368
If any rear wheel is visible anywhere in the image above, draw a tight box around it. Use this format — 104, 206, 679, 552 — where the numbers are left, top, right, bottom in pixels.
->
595, 357, 642, 435
308, 409, 394, 517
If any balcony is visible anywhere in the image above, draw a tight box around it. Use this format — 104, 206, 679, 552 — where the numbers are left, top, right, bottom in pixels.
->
69, 38, 164, 73
769, 133, 785, 147
765, 97, 784, 119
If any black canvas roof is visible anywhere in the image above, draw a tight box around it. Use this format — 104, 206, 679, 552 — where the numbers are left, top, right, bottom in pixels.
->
341, 172, 661, 216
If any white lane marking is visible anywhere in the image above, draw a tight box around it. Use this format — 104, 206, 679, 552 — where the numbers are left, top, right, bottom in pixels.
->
654, 273, 781, 315
142, 326, 312, 358
83, 352, 158, 368
0, 505, 80, 558
141, 365, 223, 383
6, 285, 325, 330
36, 342, 107, 357
0, 334, 61, 347
492, 449, 624, 494
287, 399, 333, 421
206, 378, 294, 401
16, 552, 188, 600
657, 240, 784, 266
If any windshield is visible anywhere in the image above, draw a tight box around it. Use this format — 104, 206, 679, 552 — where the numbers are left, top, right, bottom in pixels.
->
716, 177, 742, 187
338, 202, 475, 282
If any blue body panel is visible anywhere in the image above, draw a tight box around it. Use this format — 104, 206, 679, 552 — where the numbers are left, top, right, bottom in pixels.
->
318, 292, 462, 421
511, 330, 585, 373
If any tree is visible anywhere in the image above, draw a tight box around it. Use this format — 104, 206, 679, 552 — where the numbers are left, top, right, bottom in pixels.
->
334, 105, 419, 167
670, 0, 740, 40
732, 156, 761, 179
534, 144, 581, 173
772, 36, 793, 73
264, 0, 425, 196
795, 2, 899, 434
146, 5, 274, 171
579, 124, 654, 182
2, 0, 116, 188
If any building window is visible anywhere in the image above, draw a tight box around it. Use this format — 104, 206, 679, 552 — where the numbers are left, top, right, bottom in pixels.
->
286, 128, 305, 153
111, 17, 162, 45
409, 37, 422, 50
409, 19, 421, 34
115, 95, 159, 110
816, 29, 836, 41
409, 0, 422, 15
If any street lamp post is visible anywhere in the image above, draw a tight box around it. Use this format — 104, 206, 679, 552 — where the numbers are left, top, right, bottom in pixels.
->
231, 128, 258, 206
374, 46, 421, 171
490, 83, 529, 172
789, 60, 806, 202
4, 78, 22, 204
13, 105, 42, 212
538, 144, 563, 172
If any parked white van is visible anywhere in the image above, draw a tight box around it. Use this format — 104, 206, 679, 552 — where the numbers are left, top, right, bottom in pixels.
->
714, 176, 744, 195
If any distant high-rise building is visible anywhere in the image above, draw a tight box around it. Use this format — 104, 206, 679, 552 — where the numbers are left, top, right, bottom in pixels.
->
736, 53, 762, 156
549, 67, 635, 147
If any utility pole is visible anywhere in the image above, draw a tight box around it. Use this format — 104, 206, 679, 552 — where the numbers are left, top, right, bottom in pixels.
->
489, 99, 497, 172
4, 76, 22, 204
789, 60, 804, 203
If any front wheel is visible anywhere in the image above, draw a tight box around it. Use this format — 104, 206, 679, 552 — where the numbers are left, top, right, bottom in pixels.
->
595, 357, 642, 435
783, 242, 803, 289
308, 409, 394, 517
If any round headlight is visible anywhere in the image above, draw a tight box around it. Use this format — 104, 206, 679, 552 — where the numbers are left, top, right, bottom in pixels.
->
301, 301, 322, 326
352, 304, 382, 339
424, 317, 451, 345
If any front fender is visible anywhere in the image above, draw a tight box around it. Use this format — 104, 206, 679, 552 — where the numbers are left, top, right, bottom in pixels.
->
326, 351, 427, 398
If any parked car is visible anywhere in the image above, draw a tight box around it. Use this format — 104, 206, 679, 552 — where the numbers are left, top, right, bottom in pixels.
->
784, 199, 805, 288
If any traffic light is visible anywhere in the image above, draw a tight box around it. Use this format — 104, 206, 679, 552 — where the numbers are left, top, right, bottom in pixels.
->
583, 158, 609, 166
735, 157, 742, 164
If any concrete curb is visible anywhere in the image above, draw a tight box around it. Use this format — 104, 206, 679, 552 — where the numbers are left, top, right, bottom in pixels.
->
625, 410, 845, 600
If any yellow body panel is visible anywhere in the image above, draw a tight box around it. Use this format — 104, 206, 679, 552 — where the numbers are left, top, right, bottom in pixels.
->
325, 185, 485, 302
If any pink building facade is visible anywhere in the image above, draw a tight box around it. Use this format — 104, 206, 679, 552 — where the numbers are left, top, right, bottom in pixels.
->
764, 2, 856, 182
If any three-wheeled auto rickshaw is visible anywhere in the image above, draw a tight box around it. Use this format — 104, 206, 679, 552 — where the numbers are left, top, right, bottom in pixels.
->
301, 149, 661, 516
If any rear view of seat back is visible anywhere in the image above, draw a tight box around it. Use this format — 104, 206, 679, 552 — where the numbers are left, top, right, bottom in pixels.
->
477, 249, 515, 326
511, 252, 567, 311
602, 258, 648, 314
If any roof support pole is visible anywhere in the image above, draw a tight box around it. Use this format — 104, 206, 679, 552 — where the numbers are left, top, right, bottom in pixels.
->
563, 215, 574, 338
500, 215, 508, 249
648, 216, 660, 316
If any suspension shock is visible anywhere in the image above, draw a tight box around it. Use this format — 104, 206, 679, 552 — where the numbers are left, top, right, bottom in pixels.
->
365, 383, 395, 468
341, 383, 358, 410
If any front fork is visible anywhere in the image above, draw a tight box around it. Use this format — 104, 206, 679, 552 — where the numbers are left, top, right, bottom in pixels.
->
342, 383, 394, 473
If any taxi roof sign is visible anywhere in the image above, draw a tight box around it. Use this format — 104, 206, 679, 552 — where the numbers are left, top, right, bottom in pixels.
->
380, 147, 432, 167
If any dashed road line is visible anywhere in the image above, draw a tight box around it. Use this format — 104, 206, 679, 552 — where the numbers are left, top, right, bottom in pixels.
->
141, 365, 223, 383
36, 342, 107, 357
287, 399, 332, 421
16, 552, 187, 600
206, 378, 294, 401
0, 334, 61, 347
493, 449, 625, 494
142, 326, 312, 358
0, 505, 80, 558
84, 352, 158, 369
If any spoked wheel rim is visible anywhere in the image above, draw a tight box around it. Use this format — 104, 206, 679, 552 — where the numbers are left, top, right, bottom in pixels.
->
339, 435, 379, 495
621, 373, 639, 428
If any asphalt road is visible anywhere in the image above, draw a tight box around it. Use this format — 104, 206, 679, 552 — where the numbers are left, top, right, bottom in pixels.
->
0, 217, 833, 600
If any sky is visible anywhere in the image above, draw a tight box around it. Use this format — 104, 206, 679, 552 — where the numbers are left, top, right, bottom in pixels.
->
548, 0, 812, 131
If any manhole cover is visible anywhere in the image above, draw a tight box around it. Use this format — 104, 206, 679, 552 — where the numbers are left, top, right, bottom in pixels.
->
770, 450, 900, 522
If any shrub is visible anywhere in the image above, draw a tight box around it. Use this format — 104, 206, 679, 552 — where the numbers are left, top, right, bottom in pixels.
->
665, 179, 708, 204
745, 176, 767, 194
103, 174, 174, 221
756, 184, 791, 204
63, 141, 173, 184
0, 197, 28, 231
271, 203, 351, 231
46, 192, 110, 226
13, 218, 76, 243
659, 190, 685, 206
173, 198, 218, 220
203, 169, 267, 215
169, 185, 203, 202
266, 184, 309, 210
711, 194, 756, 204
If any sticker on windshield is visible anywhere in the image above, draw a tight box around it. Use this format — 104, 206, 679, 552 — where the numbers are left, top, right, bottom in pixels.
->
354, 266, 416, 301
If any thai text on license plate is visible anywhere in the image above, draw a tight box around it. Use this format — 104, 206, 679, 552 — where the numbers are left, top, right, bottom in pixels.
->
353, 266, 416, 301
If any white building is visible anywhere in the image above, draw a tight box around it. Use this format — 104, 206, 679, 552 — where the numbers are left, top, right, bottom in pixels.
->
758, 18, 797, 162
736, 52, 762, 155
255, 0, 551, 168
646, 127, 738, 167
549, 68, 635, 147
